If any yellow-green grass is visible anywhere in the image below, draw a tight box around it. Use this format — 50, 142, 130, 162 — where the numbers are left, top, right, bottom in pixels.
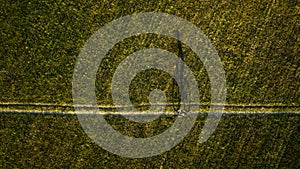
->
1, 0, 299, 168
1, 113, 299, 168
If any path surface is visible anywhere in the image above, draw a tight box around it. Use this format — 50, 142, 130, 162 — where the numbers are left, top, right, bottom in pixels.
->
1, 102, 299, 115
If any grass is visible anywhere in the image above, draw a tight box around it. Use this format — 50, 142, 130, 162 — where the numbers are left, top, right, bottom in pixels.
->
0, 0, 299, 168
0, 0, 299, 105
0, 114, 299, 168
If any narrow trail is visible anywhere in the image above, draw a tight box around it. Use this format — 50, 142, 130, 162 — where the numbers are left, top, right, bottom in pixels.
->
1, 102, 299, 115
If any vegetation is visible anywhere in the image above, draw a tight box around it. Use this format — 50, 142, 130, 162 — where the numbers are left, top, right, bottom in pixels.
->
0, 0, 299, 105
0, 0, 299, 168
1, 114, 299, 168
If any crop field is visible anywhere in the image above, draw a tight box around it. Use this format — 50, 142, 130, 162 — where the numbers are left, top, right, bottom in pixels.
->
1, 0, 299, 168
0, 113, 299, 168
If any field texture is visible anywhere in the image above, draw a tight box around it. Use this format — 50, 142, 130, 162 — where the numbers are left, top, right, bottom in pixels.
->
0, 0, 299, 168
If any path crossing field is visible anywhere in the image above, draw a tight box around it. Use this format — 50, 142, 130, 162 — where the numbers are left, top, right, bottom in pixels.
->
1, 0, 298, 168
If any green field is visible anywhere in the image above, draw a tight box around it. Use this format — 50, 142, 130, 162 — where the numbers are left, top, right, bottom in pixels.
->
1, 0, 299, 168
1, 114, 299, 168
